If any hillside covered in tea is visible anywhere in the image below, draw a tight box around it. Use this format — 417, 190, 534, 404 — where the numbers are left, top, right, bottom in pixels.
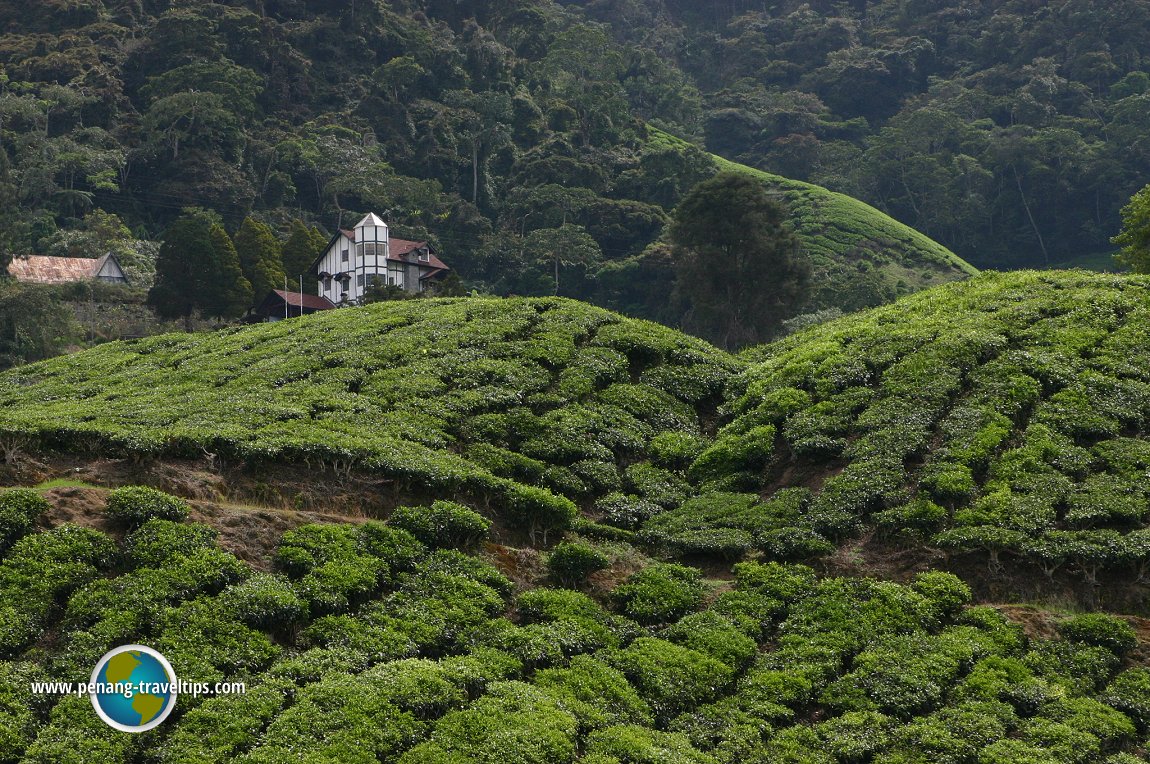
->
1, 273, 1149, 762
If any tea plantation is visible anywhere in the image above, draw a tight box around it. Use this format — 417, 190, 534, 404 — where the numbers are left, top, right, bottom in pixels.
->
1, 274, 1149, 761
692, 271, 1150, 591
1, 486, 1147, 762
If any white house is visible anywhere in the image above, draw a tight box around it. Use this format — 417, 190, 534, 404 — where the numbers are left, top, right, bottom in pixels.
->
311, 212, 449, 304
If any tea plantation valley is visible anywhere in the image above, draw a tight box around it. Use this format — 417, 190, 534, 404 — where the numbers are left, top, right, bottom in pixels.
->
2, 273, 1150, 763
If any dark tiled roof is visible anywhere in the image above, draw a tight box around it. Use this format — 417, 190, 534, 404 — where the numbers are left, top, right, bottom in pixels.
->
268, 289, 337, 310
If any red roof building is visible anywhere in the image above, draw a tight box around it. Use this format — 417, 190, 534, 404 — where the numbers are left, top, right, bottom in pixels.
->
251, 289, 337, 321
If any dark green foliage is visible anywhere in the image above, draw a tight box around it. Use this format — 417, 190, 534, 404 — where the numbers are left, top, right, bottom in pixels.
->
0, 281, 81, 370
0, 489, 48, 551
1057, 614, 1139, 656
670, 171, 810, 349
104, 486, 189, 526
123, 519, 217, 568
232, 217, 285, 302
1113, 184, 1150, 273
534, 656, 654, 730
149, 209, 246, 322
218, 573, 307, 629
547, 541, 610, 587
1103, 669, 1150, 731
389, 501, 491, 550
612, 563, 705, 624
605, 638, 735, 720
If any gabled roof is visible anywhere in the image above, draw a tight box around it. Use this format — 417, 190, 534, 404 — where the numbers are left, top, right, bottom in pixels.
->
354, 212, 388, 228
264, 289, 337, 311
389, 238, 450, 271
309, 227, 450, 274
7, 253, 125, 284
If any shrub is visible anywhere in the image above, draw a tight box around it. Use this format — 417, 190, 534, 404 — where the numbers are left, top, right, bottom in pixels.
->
910, 571, 971, 619
123, 519, 217, 568
1057, 613, 1138, 656
157, 679, 292, 764
397, 681, 579, 764
668, 527, 756, 558
596, 492, 663, 530
218, 573, 307, 629
665, 611, 757, 668
275, 524, 360, 576
757, 528, 834, 561
547, 542, 610, 587
1102, 668, 1150, 730
0, 489, 49, 550
104, 485, 189, 526
389, 500, 491, 549
688, 425, 776, 483
624, 463, 690, 509
534, 656, 654, 730
583, 724, 718, 764
649, 431, 706, 470
612, 564, 705, 624
605, 638, 734, 720
297, 558, 384, 615
355, 522, 426, 575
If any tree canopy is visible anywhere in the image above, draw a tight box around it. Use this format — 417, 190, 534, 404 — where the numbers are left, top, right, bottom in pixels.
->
670, 172, 809, 349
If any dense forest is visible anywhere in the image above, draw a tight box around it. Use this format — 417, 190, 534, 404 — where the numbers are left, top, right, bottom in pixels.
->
1, 0, 1145, 317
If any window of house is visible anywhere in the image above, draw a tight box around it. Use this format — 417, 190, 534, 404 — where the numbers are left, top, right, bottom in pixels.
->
323, 276, 332, 291
341, 248, 349, 263
357, 274, 365, 288
417, 248, 430, 262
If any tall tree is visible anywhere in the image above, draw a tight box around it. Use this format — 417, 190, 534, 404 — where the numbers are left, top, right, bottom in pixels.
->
233, 217, 286, 298
147, 208, 220, 327
206, 224, 253, 319
281, 219, 327, 291
670, 171, 810, 350
149, 211, 254, 323
1113, 183, 1150, 273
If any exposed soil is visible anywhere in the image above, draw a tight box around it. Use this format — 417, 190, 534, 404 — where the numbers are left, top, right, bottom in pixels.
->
31, 484, 370, 571
7, 454, 1150, 640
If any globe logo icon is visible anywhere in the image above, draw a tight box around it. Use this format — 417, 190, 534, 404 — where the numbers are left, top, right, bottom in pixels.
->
90, 645, 178, 732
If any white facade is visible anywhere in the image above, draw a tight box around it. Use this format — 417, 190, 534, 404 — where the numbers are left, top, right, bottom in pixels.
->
313, 212, 445, 304
315, 213, 390, 304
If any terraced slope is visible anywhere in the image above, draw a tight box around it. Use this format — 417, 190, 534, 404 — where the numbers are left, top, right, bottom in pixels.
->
1, 276, 1150, 762
0, 298, 739, 540
649, 127, 978, 312
679, 271, 1150, 598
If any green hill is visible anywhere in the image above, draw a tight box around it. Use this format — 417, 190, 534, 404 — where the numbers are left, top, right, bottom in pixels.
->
649, 128, 978, 314
0, 298, 739, 541
2, 277, 1150, 763
690, 270, 1150, 602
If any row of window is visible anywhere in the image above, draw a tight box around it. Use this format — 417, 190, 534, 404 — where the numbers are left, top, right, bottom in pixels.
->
321, 273, 406, 293
339, 244, 430, 263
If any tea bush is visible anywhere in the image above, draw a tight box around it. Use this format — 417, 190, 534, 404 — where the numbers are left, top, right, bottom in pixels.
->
104, 486, 189, 526
0, 489, 48, 551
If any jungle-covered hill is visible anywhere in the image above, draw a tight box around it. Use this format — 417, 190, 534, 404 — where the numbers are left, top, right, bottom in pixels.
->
1, 0, 1145, 294
1, 273, 1150, 761
0, 0, 976, 331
